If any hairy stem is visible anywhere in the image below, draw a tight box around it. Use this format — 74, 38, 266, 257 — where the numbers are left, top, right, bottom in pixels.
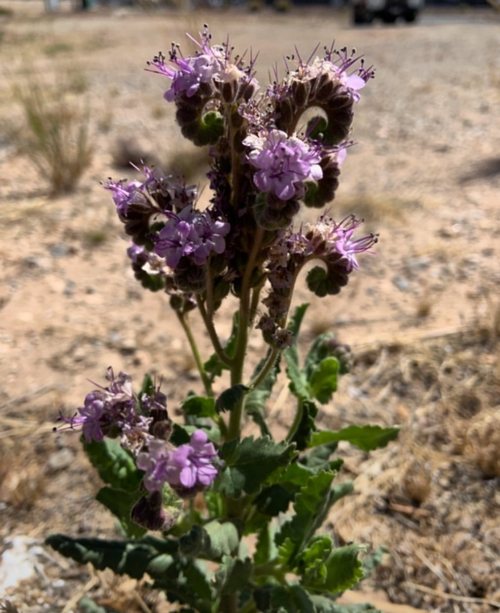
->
286, 398, 304, 443
197, 296, 232, 367
177, 312, 212, 396
250, 346, 280, 390
228, 227, 264, 440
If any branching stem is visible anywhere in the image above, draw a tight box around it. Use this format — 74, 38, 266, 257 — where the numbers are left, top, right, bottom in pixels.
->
176, 311, 212, 396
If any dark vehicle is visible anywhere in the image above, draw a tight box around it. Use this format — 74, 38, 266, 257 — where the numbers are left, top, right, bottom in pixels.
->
352, 0, 424, 23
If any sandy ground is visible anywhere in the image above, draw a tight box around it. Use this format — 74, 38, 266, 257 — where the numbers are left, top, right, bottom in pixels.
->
0, 3, 499, 612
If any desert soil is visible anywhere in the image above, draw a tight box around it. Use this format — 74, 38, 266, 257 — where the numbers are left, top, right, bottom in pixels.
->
0, 3, 499, 612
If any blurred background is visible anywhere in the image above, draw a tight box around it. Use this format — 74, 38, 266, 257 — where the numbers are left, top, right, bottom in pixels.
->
0, 1, 499, 611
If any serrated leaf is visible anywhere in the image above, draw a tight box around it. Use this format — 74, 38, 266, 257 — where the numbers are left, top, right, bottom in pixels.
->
254, 523, 277, 565
84, 438, 142, 492
290, 399, 318, 450
310, 425, 400, 452
182, 395, 217, 418
216, 555, 252, 596
303, 544, 364, 595
203, 521, 239, 559
95, 487, 146, 539
253, 584, 315, 613
217, 436, 297, 497
276, 470, 335, 564
46, 535, 212, 612
216, 385, 249, 413
308, 357, 339, 404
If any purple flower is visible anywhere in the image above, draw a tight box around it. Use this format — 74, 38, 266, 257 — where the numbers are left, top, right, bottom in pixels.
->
244, 130, 323, 201
104, 166, 156, 218
333, 215, 377, 271
137, 430, 218, 494
58, 369, 144, 444
154, 206, 229, 269
165, 430, 218, 491
146, 28, 225, 102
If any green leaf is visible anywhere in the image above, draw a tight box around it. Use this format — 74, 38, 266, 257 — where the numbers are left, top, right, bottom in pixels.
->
84, 438, 142, 492
297, 536, 333, 586
302, 544, 364, 595
182, 395, 217, 419
310, 425, 400, 452
46, 535, 213, 612
218, 436, 297, 497
95, 487, 146, 539
290, 399, 318, 450
216, 385, 249, 413
216, 555, 252, 596
308, 357, 339, 404
203, 521, 239, 559
253, 584, 315, 613
254, 523, 278, 566
204, 312, 239, 383
276, 470, 335, 564
46, 534, 177, 578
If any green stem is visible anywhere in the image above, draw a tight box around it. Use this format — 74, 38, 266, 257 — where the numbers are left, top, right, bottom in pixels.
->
250, 347, 280, 390
196, 296, 232, 367
228, 227, 264, 440
286, 398, 304, 443
249, 277, 265, 325
177, 312, 212, 396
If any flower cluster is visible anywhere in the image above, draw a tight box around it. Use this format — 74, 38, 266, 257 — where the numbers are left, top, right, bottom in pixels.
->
59, 370, 219, 508
259, 215, 377, 345
244, 130, 323, 201
154, 206, 230, 268
137, 430, 218, 494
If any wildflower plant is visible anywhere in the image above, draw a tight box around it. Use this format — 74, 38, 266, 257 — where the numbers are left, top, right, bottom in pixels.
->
48, 26, 399, 613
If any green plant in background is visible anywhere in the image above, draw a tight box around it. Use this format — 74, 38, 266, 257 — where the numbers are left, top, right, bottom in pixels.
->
48, 26, 398, 612
14, 76, 92, 194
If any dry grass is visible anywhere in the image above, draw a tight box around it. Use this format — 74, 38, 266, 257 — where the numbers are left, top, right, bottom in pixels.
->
13, 75, 93, 195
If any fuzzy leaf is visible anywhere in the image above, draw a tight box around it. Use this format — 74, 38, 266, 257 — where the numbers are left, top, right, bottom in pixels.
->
182, 395, 217, 418
203, 521, 239, 559
310, 425, 400, 452
302, 544, 365, 595
46, 535, 212, 612
84, 438, 142, 492
216, 555, 252, 596
308, 357, 339, 404
253, 584, 315, 613
276, 470, 335, 564
254, 523, 277, 566
95, 487, 146, 539
218, 436, 297, 497
290, 399, 318, 450
216, 385, 249, 413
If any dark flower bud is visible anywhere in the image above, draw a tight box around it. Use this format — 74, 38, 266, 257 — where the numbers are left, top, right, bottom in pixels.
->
131, 491, 178, 532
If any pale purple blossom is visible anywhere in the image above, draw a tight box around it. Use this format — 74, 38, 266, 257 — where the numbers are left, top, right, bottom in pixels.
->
59, 369, 137, 443
104, 166, 156, 218
137, 430, 218, 493
154, 206, 229, 268
333, 215, 377, 271
146, 28, 226, 102
244, 130, 323, 201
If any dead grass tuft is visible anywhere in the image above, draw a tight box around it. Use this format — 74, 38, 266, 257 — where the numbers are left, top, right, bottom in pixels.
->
13, 76, 93, 195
